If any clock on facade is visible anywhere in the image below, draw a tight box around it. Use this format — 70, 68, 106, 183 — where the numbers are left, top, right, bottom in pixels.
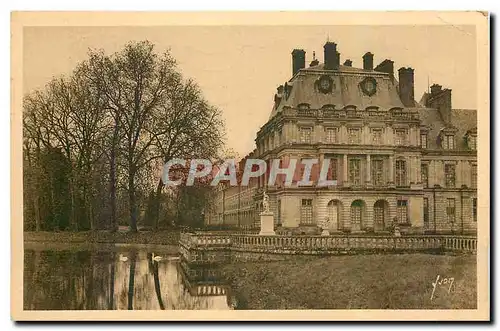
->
317, 75, 333, 94
360, 77, 377, 96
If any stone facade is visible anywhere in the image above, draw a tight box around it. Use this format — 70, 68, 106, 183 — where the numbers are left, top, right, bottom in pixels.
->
207, 41, 477, 235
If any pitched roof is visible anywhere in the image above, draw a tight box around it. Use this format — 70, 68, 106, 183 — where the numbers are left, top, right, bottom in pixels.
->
419, 108, 477, 150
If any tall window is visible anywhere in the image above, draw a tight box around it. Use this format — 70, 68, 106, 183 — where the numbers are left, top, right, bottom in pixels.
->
328, 158, 338, 181
325, 127, 338, 143
443, 135, 455, 149
473, 198, 477, 222
395, 129, 408, 146
421, 164, 429, 188
371, 159, 384, 186
300, 127, 312, 143
423, 198, 429, 229
348, 128, 361, 144
374, 201, 385, 228
397, 200, 408, 224
468, 135, 477, 150
372, 128, 383, 145
420, 134, 428, 148
298, 162, 305, 181
300, 199, 313, 225
395, 160, 407, 187
350, 200, 363, 229
349, 158, 361, 185
471, 164, 477, 188
446, 198, 456, 223
445, 164, 456, 188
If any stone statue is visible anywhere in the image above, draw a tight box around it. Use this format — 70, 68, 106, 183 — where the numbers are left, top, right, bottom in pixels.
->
262, 190, 270, 213
322, 217, 329, 229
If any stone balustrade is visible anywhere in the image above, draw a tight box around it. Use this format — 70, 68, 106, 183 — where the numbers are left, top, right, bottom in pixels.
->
179, 232, 477, 264
442, 236, 477, 253
281, 107, 420, 121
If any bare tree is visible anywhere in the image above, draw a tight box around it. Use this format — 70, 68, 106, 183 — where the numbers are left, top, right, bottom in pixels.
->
23, 40, 226, 233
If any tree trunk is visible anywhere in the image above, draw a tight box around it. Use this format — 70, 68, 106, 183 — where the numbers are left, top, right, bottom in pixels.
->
109, 121, 119, 232
69, 180, 77, 231
34, 191, 41, 231
128, 171, 138, 232
154, 179, 164, 230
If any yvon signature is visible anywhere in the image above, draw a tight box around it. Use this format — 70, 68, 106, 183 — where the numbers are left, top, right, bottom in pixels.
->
430, 275, 455, 301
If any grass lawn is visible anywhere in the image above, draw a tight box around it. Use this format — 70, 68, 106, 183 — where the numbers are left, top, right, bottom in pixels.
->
221, 254, 476, 309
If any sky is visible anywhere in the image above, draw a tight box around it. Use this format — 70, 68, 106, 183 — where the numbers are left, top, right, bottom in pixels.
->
23, 25, 477, 156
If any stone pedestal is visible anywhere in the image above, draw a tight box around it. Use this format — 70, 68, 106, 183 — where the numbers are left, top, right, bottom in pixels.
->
321, 229, 330, 236
259, 212, 276, 235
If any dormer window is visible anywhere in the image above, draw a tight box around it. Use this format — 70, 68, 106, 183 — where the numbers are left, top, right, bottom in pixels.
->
439, 127, 458, 150
442, 135, 455, 150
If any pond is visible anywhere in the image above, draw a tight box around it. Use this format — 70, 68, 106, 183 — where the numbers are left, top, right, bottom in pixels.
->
23, 245, 236, 310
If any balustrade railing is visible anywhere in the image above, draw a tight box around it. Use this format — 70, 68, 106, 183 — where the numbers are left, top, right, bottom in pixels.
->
285, 107, 420, 121
180, 232, 476, 254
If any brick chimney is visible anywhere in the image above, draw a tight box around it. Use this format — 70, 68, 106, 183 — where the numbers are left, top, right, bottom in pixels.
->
427, 84, 452, 124
324, 42, 339, 70
363, 52, 373, 70
398, 67, 415, 107
343, 59, 352, 67
374, 59, 394, 76
430, 84, 442, 95
291, 49, 306, 76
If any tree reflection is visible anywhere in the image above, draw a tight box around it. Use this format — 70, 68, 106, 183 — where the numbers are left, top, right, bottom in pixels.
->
23, 248, 232, 310
108, 251, 115, 310
146, 253, 165, 309
127, 250, 137, 310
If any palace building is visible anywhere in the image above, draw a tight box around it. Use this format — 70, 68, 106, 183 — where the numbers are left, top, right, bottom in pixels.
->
206, 41, 477, 235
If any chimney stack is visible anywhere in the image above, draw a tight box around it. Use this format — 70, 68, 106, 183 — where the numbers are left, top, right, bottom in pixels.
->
430, 84, 442, 95
343, 59, 352, 67
398, 67, 415, 107
291, 49, 306, 76
427, 84, 452, 124
374, 59, 394, 76
363, 52, 374, 70
324, 42, 339, 70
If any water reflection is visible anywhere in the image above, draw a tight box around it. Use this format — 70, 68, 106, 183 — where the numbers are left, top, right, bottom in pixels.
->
24, 247, 235, 310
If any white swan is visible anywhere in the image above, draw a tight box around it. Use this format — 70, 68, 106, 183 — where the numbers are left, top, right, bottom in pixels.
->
119, 254, 128, 262
151, 253, 163, 262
